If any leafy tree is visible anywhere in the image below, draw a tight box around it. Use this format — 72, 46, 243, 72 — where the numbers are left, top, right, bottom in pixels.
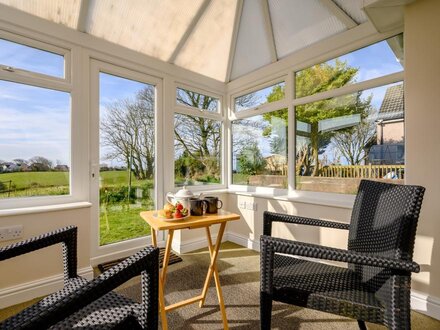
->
264, 60, 372, 176
237, 143, 266, 176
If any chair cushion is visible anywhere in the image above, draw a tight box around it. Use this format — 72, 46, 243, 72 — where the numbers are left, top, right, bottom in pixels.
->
50, 291, 141, 329
272, 254, 385, 323
1, 277, 89, 329
2, 277, 142, 329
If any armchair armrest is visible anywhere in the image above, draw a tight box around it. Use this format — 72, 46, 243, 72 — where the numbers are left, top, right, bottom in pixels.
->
263, 211, 349, 236
260, 235, 420, 273
0, 226, 77, 279
1, 246, 159, 330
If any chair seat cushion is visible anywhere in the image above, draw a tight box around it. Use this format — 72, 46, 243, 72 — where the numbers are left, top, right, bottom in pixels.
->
1, 277, 89, 329
2, 277, 142, 329
272, 254, 385, 323
50, 291, 141, 329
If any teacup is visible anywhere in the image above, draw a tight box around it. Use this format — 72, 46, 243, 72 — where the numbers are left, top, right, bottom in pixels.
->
204, 196, 223, 214
190, 198, 207, 216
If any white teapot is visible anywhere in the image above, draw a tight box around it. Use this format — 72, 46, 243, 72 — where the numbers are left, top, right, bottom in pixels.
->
166, 186, 194, 210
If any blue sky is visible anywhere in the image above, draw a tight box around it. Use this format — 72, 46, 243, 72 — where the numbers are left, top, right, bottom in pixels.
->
1, 35, 402, 168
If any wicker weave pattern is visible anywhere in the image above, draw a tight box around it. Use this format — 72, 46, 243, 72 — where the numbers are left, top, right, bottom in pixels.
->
0, 226, 159, 330
263, 213, 349, 236
260, 180, 425, 330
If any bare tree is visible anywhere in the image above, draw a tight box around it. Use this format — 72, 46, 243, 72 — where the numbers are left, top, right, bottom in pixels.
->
100, 86, 155, 180
174, 89, 258, 178
29, 156, 53, 171
331, 119, 377, 165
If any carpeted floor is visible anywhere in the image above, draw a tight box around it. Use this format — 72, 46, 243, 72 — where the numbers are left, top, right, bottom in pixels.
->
115, 242, 440, 330
1, 242, 439, 329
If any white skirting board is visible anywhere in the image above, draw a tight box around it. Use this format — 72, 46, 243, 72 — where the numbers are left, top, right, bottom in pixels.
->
0, 266, 94, 309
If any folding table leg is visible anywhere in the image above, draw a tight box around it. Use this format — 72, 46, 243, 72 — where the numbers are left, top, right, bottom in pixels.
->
199, 222, 229, 330
151, 228, 168, 330
161, 230, 174, 286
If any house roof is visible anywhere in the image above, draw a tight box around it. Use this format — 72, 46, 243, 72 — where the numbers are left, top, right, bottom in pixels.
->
0, 0, 369, 82
378, 84, 404, 121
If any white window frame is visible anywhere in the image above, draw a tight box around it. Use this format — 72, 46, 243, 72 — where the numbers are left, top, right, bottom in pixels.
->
172, 82, 226, 192
228, 76, 289, 194
176, 82, 222, 115
0, 29, 71, 83
89, 58, 164, 261
231, 76, 288, 119
0, 31, 88, 210
228, 33, 405, 204
290, 34, 404, 201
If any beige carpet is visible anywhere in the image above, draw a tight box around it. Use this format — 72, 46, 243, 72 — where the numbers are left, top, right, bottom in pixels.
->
115, 242, 440, 330
1, 242, 439, 329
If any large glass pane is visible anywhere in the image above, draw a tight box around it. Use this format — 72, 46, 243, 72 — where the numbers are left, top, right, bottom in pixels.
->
0, 38, 64, 78
235, 82, 285, 112
0, 80, 70, 198
295, 34, 404, 98
176, 87, 219, 112
295, 82, 404, 194
174, 114, 221, 186
232, 109, 288, 188
99, 73, 154, 245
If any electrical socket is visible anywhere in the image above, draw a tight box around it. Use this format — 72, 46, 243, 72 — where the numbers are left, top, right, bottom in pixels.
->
246, 202, 257, 211
0, 225, 23, 242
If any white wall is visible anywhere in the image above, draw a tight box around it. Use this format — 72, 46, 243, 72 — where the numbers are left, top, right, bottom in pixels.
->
405, 0, 440, 304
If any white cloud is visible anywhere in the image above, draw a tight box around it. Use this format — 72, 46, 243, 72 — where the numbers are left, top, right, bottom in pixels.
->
0, 106, 70, 163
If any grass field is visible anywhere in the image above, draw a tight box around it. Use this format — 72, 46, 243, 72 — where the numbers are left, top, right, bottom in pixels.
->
0, 171, 69, 190
0, 170, 154, 245
100, 204, 151, 245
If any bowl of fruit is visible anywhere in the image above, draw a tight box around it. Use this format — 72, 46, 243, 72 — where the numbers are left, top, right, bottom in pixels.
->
156, 202, 189, 221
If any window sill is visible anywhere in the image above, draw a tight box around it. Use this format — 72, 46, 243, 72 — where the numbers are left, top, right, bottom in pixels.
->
0, 202, 92, 217
214, 188, 356, 209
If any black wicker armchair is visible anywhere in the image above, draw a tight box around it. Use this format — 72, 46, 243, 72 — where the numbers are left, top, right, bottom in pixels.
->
0, 225, 159, 329
260, 180, 425, 330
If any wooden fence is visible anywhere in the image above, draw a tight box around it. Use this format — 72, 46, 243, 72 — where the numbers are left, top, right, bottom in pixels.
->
320, 164, 405, 179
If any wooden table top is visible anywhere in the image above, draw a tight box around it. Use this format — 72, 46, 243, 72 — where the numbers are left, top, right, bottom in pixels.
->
140, 209, 240, 231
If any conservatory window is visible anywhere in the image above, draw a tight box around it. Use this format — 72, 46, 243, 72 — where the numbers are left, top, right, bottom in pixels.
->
174, 87, 223, 187
232, 109, 288, 188
293, 34, 405, 195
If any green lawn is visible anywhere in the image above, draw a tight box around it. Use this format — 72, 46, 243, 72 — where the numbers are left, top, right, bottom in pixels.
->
100, 170, 148, 186
100, 204, 151, 245
0, 171, 69, 190
0, 170, 154, 245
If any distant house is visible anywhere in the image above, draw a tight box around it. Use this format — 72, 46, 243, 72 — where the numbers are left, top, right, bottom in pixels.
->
369, 84, 405, 165
2, 162, 19, 172
54, 165, 69, 172
376, 84, 404, 144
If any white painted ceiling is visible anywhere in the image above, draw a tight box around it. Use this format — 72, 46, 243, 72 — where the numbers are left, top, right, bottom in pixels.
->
0, 0, 369, 82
